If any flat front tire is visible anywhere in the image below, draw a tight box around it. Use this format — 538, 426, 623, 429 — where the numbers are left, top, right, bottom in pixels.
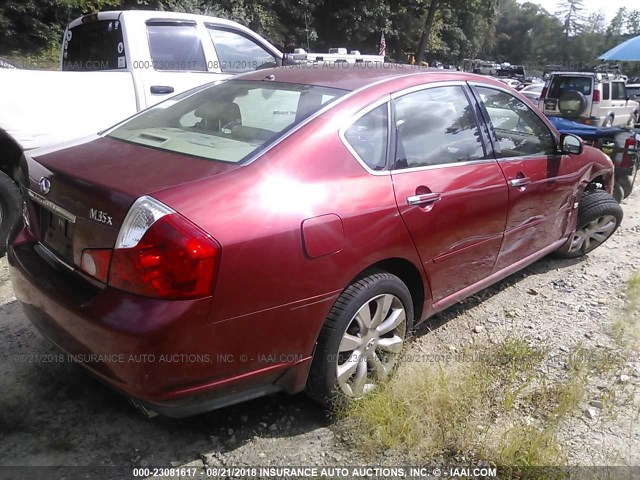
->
556, 191, 623, 259
306, 272, 414, 409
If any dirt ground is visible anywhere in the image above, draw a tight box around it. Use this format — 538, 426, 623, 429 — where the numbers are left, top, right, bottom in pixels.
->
1, 189, 639, 478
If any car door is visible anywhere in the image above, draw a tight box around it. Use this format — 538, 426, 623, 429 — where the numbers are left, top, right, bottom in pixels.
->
611, 81, 631, 123
206, 25, 280, 74
390, 84, 509, 304
472, 85, 581, 270
139, 19, 221, 108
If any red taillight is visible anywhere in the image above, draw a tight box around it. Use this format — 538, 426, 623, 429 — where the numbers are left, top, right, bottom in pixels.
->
593, 89, 601, 103
541, 87, 548, 99
621, 137, 637, 169
81, 249, 112, 283
109, 214, 219, 300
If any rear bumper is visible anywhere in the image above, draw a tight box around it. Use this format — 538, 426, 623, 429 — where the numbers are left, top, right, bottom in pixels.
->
8, 234, 313, 416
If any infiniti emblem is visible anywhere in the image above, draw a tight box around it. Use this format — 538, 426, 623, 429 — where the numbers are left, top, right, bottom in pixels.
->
39, 177, 51, 195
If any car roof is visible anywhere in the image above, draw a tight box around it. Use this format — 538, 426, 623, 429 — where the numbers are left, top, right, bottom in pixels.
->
237, 64, 471, 91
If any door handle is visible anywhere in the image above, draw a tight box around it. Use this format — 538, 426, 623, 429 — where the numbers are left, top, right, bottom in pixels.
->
150, 85, 175, 95
509, 177, 531, 188
407, 193, 441, 206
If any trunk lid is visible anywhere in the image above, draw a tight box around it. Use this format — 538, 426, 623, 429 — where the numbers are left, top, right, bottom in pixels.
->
24, 137, 239, 269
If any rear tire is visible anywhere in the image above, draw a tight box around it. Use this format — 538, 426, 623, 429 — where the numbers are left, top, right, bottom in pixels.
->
603, 115, 614, 127
0, 172, 21, 257
618, 171, 636, 200
612, 182, 624, 203
555, 191, 622, 259
306, 272, 414, 409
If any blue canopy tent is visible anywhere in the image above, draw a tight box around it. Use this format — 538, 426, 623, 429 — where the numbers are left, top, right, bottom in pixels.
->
599, 36, 640, 61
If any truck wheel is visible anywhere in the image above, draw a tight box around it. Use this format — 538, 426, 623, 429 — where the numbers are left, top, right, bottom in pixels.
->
603, 115, 614, 127
0, 172, 21, 257
556, 191, 622, 259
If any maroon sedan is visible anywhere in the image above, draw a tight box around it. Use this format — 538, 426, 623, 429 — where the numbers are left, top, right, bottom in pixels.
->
9, 65, 622, 417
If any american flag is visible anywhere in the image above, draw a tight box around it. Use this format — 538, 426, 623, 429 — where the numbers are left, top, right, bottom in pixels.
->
378, 32, 386, 57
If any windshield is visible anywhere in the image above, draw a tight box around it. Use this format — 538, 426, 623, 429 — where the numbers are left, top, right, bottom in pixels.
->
108, 80, 346, 163
548, 76, 592, 99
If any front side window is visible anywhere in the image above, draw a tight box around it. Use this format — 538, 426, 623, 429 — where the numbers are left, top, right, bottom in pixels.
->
147, 23, 207, 71
63, 20, 126, 71
393, 86, 486, 169
108, 80, 346, 163
477, 86, 556, 158
208, 27, 277, 73
344, 103, 389, 170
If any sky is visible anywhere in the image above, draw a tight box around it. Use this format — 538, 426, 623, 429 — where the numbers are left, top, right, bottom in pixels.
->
517, 0, 639, 23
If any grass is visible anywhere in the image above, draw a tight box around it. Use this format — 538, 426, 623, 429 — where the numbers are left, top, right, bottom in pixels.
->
339, 337, 609, 470
341, 337, 564, 465
611, 273, 640, 349
340, 273, 640, 472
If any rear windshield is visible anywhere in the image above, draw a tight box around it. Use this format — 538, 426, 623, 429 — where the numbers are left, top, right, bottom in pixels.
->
63, 20, 126, 71
548, 76, 592, 98
107, 80, 346, 163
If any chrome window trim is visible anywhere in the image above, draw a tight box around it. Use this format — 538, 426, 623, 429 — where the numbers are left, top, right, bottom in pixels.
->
390, 158, 497, 175
390, 79, 467, 99
240, 70, 444, 167
338, 96, 392, 176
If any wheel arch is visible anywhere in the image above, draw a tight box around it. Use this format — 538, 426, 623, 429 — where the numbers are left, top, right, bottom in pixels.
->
0, 128, 23, 182
351, 257, 427, 324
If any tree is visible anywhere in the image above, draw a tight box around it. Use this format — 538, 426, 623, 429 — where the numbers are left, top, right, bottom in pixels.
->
556, 0, 585, 39
415, 0, 440, 64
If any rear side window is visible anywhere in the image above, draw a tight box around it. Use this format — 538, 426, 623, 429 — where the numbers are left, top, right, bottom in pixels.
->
344, 103, 389, 170
208, 27, 277, 73
602, 83, 611, 100
147, 23, 206, 71
612, 82, 627, 100
63, 20, 126, 71
548, 76, 592, 98
393, 86, 486, 169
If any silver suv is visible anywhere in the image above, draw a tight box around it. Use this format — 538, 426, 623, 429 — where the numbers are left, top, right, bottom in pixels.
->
540, 71, 639, 127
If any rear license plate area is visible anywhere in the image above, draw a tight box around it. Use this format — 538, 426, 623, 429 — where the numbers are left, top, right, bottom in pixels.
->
544, 99, 558, 111
42, 210, 74, 260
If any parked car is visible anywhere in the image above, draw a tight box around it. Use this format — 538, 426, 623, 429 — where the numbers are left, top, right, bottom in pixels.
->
520, 83, 545, 103
474, 62, 500, 75
540, 71, 639, 127
497, 78, 522, 89
547, 116, 638, 202
9, 66, 621, 417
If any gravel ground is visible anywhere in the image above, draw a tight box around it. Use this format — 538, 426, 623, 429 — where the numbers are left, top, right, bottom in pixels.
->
0, 189, 639, 476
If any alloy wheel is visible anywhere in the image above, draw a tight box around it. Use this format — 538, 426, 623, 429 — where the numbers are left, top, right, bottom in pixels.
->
569, 214, 618, 254
336, 294, 406, 397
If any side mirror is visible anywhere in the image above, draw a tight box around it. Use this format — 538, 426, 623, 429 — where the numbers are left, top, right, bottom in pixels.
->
560, 133, 583, 155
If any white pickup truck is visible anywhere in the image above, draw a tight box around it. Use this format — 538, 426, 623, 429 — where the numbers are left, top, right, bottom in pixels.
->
0, 10, 286, 252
